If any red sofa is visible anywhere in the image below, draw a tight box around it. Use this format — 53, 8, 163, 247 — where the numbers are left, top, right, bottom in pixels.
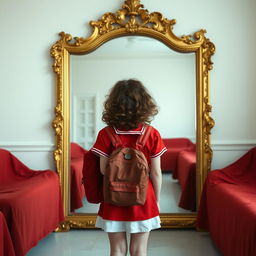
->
0, 149, 64, 256
197, 147, 256, 256
176, 150, 196, 211
161, 138, 195, 173
70, 143, 87, 211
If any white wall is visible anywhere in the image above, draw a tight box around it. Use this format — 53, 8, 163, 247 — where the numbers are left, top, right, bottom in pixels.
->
0, 0, 256, 170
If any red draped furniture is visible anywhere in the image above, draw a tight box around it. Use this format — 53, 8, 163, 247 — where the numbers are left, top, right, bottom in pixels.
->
161, 138, 195, 174
197, 147, 256, 256
70, 143, 87, 211
0, 211, 15, 256
0, 149, 64, 256
176, 150, 196, 211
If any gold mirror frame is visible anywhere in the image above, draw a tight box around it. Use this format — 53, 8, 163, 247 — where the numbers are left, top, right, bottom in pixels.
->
50, 0, 215, 231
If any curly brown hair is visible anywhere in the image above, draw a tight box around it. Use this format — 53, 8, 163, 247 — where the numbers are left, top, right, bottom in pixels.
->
102, 79, 158, 129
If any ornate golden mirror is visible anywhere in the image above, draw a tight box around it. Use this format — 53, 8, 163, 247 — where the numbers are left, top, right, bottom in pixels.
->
51, 0, 215, 230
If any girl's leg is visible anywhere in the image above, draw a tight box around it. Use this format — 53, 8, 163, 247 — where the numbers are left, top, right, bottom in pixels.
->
129, 232, 150, 256
108, 232, 128, 256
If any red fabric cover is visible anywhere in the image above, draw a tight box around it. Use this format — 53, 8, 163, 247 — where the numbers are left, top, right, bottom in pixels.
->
71, 142, 87, 159
176, 150, 196, 211
0, 211, 15, 256
0, 149, 64, 256
197, 147, 256, 256
161, 138, 195, 173
70, 143, 87, 211
83, 150, 103, 204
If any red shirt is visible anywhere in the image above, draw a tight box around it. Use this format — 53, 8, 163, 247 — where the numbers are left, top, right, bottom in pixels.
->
91, 124, 166, 221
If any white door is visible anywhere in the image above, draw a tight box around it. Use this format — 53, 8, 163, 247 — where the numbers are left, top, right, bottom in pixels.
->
71, 93, 99, 150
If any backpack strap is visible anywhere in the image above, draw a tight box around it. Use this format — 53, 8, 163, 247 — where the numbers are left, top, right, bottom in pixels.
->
105, 126, 123, 148
136, 125, 153, 149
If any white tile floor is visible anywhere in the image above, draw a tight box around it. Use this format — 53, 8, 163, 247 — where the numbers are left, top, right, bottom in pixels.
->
27, 229, 222, 256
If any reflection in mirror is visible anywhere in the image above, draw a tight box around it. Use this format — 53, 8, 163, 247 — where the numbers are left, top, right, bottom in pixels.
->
69, 37, 196, 215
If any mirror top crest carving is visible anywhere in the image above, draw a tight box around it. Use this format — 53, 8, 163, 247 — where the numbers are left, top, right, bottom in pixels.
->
51, 0, 215, 55
50, 0, 215, 230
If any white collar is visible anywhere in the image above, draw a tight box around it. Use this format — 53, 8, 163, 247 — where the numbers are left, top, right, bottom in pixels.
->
113, 125, 146, 135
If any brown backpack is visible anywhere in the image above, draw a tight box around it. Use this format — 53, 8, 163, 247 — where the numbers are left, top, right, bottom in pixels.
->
104, 125, 152, 206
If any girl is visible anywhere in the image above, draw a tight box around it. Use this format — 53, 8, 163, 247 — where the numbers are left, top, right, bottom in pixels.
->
91, 79, 166, 256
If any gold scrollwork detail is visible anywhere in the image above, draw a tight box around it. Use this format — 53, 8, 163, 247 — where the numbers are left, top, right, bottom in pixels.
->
181, 29, 207, 44
202, 96, 214, 169
51, 40, 64, 175
203, 98, 215, 135
160, 214, 196, 228
55, 221, 71, 232
68, 220, 96, 229
50, 40, 63, 75
55, 220, 98, 231
161, 219, 196, 228
52, 100, 63, 175
52, 101, 63, 136
51, 31, 91, 48
202, 38, 215, 71
203, 139, 213, 172
200, 37, 215, 173
123, 0, 143, 13
90, 0, 176, 35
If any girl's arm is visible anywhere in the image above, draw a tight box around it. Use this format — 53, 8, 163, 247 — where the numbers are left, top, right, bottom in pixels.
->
150, 156, 162, 210
99, 156, 108, 175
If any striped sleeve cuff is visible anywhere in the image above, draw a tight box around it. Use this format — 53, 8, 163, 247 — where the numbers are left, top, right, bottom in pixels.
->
91, 148, 109, 158
150, 147, 167, 158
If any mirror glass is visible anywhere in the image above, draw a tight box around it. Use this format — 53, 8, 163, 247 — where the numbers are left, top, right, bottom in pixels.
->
69, 36, 196, 214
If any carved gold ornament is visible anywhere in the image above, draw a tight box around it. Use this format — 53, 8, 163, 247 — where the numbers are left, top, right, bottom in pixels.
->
51, 0, 215, 230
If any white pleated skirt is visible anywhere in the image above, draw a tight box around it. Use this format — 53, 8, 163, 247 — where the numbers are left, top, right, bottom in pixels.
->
95, 216, 161, 233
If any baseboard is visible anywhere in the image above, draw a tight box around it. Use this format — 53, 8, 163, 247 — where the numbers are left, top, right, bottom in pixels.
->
212, 140, 256, 151
0, 142, 55, 152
